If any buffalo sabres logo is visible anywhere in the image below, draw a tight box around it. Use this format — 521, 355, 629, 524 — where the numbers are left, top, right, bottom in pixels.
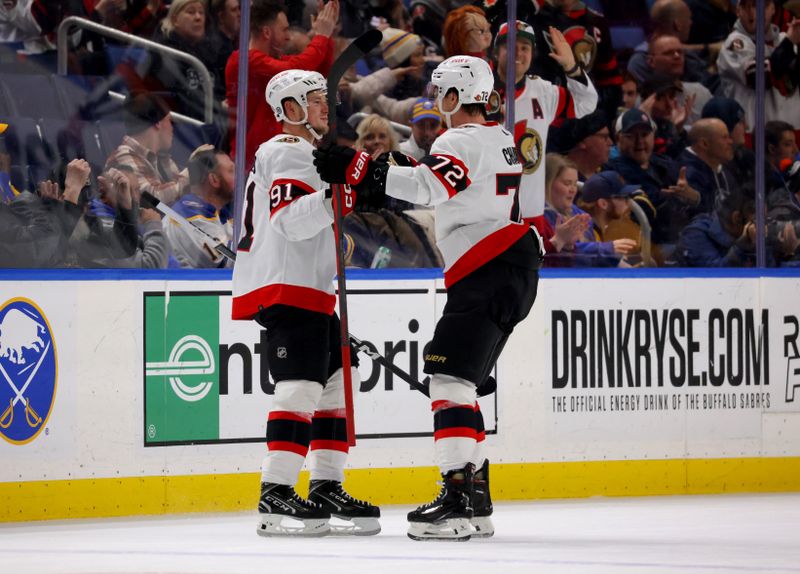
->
0, 298, 57, 445
518, 128, 543, 174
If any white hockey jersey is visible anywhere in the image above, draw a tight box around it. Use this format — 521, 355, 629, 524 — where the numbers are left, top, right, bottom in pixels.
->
386, 121, 528, 287
509, 74, 598, 221
717, 20, 800, 130
231, 134, 336, 320
163, 193, 233, 269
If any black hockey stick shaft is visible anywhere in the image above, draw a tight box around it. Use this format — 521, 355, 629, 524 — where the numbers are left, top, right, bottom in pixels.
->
325, 29, 384, 445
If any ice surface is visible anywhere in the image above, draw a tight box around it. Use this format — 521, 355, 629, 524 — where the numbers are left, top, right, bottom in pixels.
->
1, 494, 799, 574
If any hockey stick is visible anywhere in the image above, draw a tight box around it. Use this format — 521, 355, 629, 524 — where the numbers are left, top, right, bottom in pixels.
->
141, 186, 435, 397
140, 192, 235, 262
325, 29, 384, 446
141, 191, 499, 400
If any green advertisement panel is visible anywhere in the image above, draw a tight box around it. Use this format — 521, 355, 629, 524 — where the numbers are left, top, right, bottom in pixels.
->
144, 294, 220, 444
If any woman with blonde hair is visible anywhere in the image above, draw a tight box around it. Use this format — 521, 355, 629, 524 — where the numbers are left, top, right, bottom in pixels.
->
149, 0, 227, 118
538, 153, 636, 266
355, 114, 400, 158
442, 5, 492, 59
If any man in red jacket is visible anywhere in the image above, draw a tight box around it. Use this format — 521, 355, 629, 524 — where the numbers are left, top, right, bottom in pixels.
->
225, 0, 339, 171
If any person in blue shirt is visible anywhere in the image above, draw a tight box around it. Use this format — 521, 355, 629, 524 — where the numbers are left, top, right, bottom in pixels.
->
544, 154, 636, 267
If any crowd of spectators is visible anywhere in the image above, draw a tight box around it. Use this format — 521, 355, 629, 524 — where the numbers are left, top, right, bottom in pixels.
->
1, 0, 800, 269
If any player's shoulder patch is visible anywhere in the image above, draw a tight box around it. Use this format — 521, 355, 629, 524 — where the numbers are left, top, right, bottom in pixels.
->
275, 135, 300, 144
729, 38, 745, 51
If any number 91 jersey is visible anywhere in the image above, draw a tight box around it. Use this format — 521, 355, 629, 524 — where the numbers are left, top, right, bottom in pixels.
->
231, 134, 337, 321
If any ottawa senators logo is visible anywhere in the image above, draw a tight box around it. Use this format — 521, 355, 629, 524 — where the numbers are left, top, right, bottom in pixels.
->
546, 26, 598, 72
517, 129, 543, 174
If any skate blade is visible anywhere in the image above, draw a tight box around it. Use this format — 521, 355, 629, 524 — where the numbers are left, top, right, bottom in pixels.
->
470, 516, 495, 538
407, 518, 471, 541
327, 516, 382, 537
256, 514, 331, 538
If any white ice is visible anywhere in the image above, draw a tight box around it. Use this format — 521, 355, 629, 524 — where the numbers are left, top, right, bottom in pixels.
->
2, 494, 799, 574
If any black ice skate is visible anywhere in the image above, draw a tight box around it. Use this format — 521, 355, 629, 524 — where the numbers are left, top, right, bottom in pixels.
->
257, 482, 331, 537
308, 480, 381, 536
407, 464, 474, 541
471, 459, 494, 538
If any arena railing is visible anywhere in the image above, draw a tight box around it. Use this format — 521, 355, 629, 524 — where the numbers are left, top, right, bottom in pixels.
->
55, 16, 215, 125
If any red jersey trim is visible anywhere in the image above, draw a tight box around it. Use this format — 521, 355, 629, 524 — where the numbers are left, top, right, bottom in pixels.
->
232, 283, 336, 320
422, 154, 472, 198
444, 223, 529, 288
268, 178, 316, 219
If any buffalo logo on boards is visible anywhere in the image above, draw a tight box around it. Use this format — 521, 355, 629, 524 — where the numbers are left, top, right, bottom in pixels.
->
0, 298, 57, 445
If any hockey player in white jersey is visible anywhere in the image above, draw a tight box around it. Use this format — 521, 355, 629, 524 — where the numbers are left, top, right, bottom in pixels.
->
231, 69, 380, 538
493, 20, 598, 227
314, 56, 543, 541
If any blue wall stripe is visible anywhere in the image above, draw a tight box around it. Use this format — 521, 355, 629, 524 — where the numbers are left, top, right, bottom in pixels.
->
1, 267, 799, 282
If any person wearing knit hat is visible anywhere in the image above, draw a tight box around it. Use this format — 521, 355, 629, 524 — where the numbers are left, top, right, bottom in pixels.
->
701, 97, 747, 147
381, 28, 423, 69
382, 28, 429, 101
106, 93, 188, 205
549, 110, 612, 182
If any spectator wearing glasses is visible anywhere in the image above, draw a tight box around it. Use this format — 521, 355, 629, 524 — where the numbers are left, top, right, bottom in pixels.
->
643, 35, 711, 127
626, 0, 713, 86
549, 110, 612, 182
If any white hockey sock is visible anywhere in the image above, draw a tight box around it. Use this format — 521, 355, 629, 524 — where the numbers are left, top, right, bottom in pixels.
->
429, 374, 478, 474
262, 379, 322, 485
308, 367, 357, 482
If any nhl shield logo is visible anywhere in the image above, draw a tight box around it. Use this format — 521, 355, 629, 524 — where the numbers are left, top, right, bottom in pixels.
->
0, 298, 57, 445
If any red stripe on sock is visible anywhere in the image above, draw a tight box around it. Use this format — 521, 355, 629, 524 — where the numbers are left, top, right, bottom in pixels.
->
267, 441, 309, 457
268, 411, 312, 424
434, 427, 478, 441
310, 439, 350, 453
313, 409, 347, 419
476, 431, 486, 442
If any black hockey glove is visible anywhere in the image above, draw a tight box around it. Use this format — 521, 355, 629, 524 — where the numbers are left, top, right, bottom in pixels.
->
313, 143, 375, 187
314, 144, 389, 207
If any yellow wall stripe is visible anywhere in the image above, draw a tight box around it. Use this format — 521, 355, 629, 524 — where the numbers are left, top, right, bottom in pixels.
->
3, 457, 800, 522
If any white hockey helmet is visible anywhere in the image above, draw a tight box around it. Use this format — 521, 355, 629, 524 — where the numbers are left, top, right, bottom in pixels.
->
430, 55, 493, 127
265, 69, 327, 124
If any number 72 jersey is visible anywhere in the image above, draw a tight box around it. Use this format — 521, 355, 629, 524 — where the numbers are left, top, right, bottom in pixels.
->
385, 121, 529, 288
